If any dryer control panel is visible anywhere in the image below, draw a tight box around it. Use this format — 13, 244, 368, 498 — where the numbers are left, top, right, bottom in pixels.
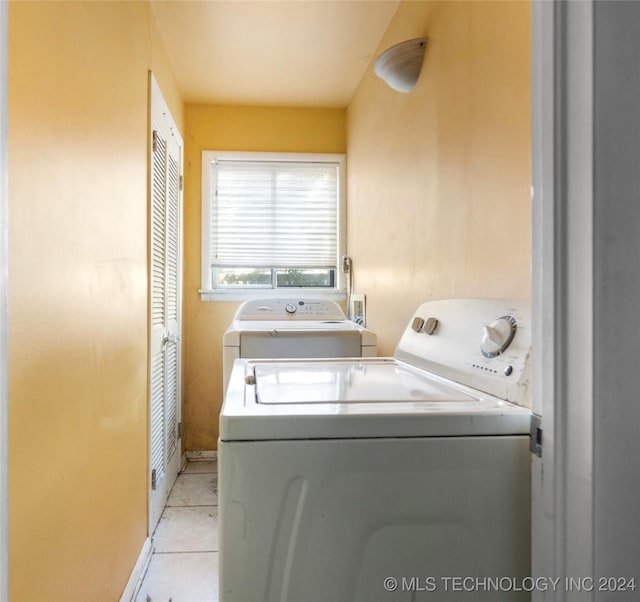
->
234, 298, 346, 321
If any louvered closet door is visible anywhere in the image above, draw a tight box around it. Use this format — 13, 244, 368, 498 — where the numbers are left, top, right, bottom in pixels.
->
149, 76, 183, 534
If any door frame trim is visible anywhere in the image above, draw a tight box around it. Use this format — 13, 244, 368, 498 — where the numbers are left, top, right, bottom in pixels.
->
532, 1, 595, 594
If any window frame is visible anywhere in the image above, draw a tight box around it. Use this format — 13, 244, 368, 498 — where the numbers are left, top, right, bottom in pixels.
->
200, 150, 347, 301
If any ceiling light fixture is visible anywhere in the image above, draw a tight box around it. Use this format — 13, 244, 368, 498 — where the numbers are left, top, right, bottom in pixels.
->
374, 37, 427, 93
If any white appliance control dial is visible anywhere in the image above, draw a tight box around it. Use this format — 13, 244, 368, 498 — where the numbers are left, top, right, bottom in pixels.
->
481, 315, 517, 358
285, 303, 297, 314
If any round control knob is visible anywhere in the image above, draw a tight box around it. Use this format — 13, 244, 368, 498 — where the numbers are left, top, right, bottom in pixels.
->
285, 303, 297, 314
481, 315, 517, 358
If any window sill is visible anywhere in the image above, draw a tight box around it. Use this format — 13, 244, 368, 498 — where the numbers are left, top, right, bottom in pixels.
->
199, 288, 347, 303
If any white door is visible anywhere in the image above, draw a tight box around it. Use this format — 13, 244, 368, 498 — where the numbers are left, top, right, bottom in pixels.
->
531, 1, 640, 595
149, 75, 183, 534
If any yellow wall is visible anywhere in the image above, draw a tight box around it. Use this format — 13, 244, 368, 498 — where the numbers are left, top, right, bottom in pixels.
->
347, 0, 531, 354
182, 105, 346, 450
8, 1, 182, 600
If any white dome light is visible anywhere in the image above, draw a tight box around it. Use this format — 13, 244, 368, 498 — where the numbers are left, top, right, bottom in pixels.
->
374, 38, 427, 93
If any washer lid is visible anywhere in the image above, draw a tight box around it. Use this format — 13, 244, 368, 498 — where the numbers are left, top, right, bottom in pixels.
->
220, 358, 531, 441
253, 361, 478, 404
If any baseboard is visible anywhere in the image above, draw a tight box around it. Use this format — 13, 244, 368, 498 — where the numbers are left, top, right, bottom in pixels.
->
185, 449, 218, 461
119, 537, 153, 602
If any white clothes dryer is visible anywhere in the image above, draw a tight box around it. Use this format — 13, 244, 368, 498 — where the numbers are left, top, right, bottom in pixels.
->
219, 298, 532, 602
222, 298, 377, 393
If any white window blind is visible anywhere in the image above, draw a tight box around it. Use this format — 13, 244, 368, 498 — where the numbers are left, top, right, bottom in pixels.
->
210, 160, 338, 268
201, 151, 346, 299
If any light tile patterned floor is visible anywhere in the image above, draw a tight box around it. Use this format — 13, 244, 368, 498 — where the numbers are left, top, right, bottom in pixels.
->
134, 460, 219, 602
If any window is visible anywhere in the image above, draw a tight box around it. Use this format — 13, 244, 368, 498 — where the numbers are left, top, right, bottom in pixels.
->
201, 151, 346, 300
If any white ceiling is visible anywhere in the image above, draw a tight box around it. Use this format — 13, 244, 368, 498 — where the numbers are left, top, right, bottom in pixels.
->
150, 0, 400, 108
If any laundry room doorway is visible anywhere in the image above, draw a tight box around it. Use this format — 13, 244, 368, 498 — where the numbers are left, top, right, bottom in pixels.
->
148, 74, 184, 535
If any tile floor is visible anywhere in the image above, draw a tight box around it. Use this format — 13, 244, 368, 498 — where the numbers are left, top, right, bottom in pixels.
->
134, 459, 219, 602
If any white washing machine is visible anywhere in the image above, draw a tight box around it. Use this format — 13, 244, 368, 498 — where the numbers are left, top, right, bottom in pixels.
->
219, 299, 532, 602
222, 298, 377, 393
